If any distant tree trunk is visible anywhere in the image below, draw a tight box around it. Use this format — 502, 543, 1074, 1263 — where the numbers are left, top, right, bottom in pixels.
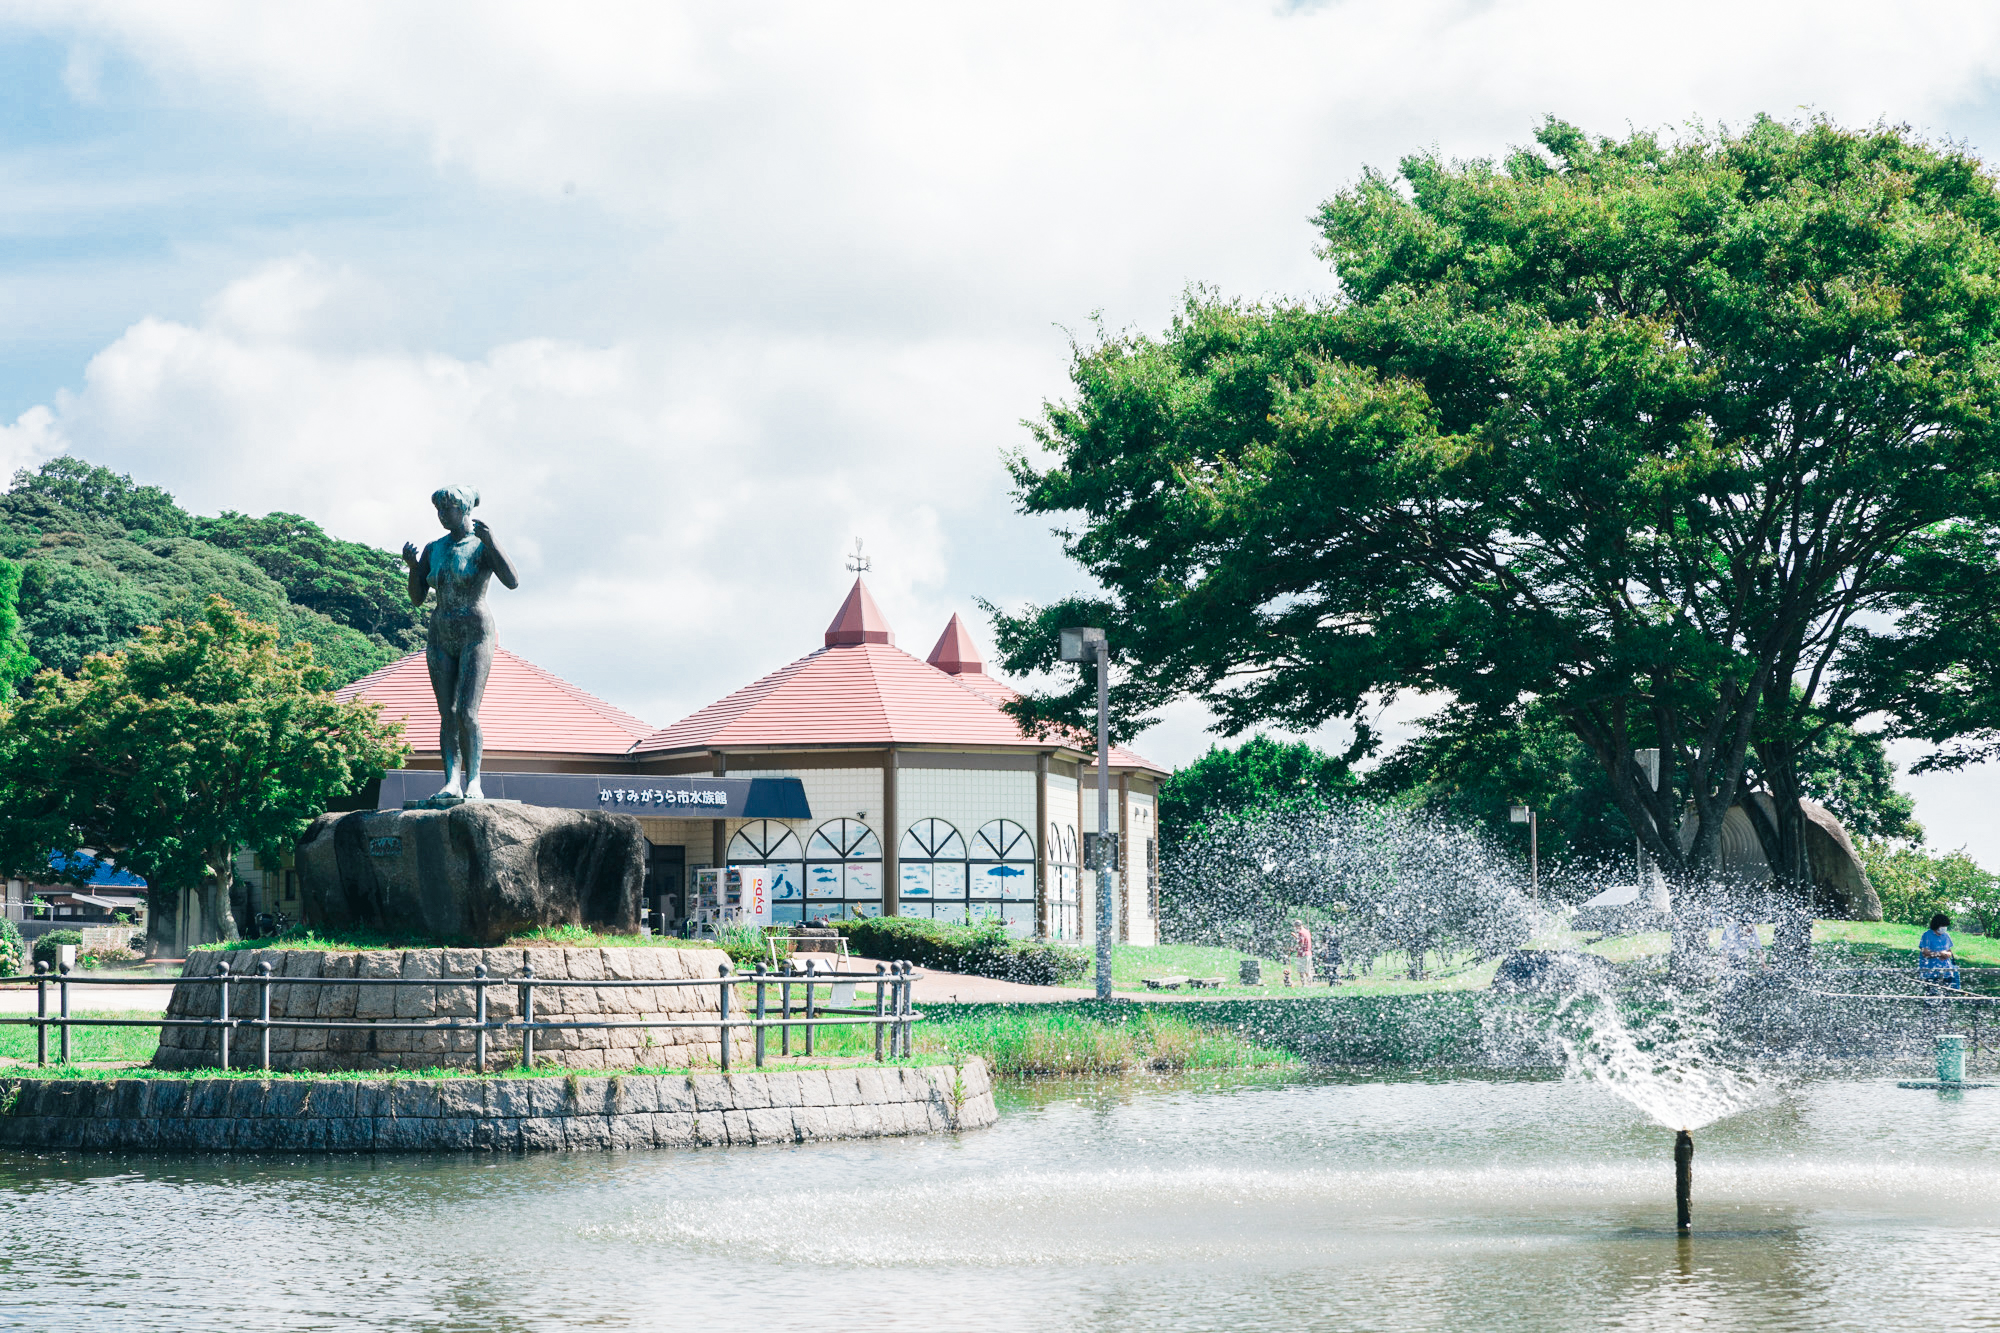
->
144, 886, 175, 957
199, 843, 240, 944
1746, 744, 1816, 969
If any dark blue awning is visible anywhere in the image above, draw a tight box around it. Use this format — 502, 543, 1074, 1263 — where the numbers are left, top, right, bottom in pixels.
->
375, 770, 812, 820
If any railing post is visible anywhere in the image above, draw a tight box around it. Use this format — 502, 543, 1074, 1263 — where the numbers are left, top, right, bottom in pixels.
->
34, 962, 47, 1067
258, 961, 274, 1071
754, 964, 768, 1069
520, 958, 536, 1071
217, 958, 231, 1072
474, 963, 489, 1075
874, 963, 887, 1063
718, 963, 732, 1074
899, 960, 913, 1058
57, 960, 71, 1066
803, 958, 816, 1058
780, 962, 793, 1058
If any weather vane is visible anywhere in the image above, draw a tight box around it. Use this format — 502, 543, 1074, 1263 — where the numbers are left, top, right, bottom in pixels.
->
845, 537, 871, 575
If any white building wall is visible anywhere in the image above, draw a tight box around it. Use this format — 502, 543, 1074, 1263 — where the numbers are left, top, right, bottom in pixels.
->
1076, 775, 1160, 947
1044, 769, 1081, 940
897, 766, 1037, 847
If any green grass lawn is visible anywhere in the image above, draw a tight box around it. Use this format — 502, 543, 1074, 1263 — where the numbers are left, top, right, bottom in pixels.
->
0, 1010, 161, 1064
1105, 942, 1501, 998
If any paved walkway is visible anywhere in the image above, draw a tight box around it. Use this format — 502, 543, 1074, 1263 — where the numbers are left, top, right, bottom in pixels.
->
0, 982, 173, 1012
843, 956, 1171, 1004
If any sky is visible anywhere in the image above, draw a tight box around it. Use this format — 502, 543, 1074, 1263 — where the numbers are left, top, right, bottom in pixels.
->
6, 1, 2000, 861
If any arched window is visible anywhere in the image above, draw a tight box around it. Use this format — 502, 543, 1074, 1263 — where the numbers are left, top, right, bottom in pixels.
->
808, 818, 881, 860
899, 818, 967, 922
973, 819, 1034, 863
805, 818, 882, 921
900, 818, 965, 860
1049, 820, 1080, 940
728, 820, 806, 918
729, 820, 803, 861
970, 818, 1036, 937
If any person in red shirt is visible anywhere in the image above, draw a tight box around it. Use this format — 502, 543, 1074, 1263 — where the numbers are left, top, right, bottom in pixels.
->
1293, 919, 1315, 983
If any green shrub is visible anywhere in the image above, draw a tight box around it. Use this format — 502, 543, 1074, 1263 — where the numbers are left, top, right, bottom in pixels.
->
0, 918, 21, 977
843, 917, 1089, 986
31, 929, 84, 970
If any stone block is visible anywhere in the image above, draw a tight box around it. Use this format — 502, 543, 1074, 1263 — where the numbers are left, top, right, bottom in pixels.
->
518, 1117, 565, 1152
297, 805, 643, 943
191, 1119, 236, 1151
825, 1070, 865, 1106
720, 1110, 752, 1145
354, 954, 404, 1020
144, 1081, 189, 1118
763, 1073, 804, 1109
690, 1075, 731, 1112
435, 1081, 489, 1118
394, 951, 442, 1019
324, 1116, 375, 1152
745, 1108, 794, 1144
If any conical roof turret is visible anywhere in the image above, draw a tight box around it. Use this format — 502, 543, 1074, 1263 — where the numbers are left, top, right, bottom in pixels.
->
824, 577, 895, 647
926, 613, 984, 675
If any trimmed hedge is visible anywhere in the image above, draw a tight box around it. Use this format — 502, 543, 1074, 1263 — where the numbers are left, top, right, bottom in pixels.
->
837, 917, 1089, 987
31, 929, 83, 970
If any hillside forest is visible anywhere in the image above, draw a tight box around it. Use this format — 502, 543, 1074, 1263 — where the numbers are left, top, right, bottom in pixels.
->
0, 457, 419, 689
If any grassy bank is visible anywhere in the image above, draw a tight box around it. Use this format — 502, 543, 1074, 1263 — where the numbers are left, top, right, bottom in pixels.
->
0, 1011, 162, 1064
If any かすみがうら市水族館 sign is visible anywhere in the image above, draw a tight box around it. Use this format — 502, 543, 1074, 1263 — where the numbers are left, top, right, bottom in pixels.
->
376, 771, 810, 820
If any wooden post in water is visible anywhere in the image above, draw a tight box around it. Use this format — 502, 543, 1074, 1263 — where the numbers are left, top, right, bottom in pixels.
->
1674, 1130, 1694, 1234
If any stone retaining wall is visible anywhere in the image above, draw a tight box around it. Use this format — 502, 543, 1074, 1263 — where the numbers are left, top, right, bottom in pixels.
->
154, 948, 755, 1072
0, 1060, 996, 1152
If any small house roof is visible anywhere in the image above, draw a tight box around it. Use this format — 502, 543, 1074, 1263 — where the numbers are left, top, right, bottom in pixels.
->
337, 648, 656, 755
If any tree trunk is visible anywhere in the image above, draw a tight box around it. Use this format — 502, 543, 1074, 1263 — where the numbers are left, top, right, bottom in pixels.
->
144, 887, 175, 958
200, 844, 241, 944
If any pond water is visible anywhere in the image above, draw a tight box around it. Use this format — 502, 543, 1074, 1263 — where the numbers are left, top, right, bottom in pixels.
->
0, 1071, 1995, 1331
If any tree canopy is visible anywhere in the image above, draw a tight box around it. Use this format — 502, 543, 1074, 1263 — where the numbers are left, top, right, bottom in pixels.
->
0, 458, 421, 686
0, 599, 406, 947
996, 115, 2000, 953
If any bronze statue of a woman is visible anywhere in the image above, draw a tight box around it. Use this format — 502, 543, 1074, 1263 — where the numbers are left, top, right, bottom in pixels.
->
402, 486, 519, 802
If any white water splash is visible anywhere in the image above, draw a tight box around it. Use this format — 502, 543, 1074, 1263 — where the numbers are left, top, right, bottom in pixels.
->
1548, 975, 1779, 1130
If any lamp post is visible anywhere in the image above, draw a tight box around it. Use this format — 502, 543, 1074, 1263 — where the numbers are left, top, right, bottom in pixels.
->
1061, 625, 1113, 1000
1509, 804, 1539, 912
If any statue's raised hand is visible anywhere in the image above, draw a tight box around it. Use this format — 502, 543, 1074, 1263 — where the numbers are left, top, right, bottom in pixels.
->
471, 519, 493, 542
401, 541, 420, 568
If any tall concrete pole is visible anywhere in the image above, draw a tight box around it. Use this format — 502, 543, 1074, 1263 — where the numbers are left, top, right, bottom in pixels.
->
1095, 639, 1113, 1000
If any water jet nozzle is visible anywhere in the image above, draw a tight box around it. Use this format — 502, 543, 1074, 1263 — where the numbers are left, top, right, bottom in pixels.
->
1674, 1129, 1693, 1234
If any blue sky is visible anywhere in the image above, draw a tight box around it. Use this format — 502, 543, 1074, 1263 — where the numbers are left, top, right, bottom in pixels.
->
6, 1, 2000, 863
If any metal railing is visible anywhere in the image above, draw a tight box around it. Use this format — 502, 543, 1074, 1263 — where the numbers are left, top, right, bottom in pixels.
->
0, 956, 920, 1075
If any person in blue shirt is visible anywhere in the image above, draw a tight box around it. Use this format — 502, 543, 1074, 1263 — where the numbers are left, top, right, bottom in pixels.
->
1919, 913, 1960, 994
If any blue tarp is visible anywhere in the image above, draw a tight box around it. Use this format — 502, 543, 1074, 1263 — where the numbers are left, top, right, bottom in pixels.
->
46, 852, 146, 889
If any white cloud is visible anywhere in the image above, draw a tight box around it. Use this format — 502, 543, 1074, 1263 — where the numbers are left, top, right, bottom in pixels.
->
20, 257, 1056, 730
9, 0, 2000, 847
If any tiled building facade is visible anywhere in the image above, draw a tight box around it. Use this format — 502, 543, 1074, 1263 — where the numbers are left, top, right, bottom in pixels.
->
285, 580, 1167, 947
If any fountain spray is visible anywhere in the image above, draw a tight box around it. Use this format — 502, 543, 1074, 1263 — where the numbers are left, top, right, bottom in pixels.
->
1674, 1129, 1693, 1233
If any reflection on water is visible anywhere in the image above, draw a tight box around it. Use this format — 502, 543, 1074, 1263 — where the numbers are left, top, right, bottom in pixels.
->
0, 1071, 1995, 1331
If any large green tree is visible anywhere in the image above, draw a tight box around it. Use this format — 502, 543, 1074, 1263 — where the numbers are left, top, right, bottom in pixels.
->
996, 116, 2000, 964
0, 599, 406, 948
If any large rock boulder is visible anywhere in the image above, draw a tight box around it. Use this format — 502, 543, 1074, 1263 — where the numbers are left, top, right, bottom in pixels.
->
297, 803, 645, 943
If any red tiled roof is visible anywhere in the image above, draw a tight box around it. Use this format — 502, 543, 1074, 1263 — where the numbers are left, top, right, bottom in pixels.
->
825, 578, 893, 646
926, 613, 983, 674
337, 648, 656, 755
630, 589, 1165, 773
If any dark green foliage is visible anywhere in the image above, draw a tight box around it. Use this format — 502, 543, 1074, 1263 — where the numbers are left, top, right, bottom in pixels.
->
997, 115, 2000, 929
1160, 734, 1357, 838
0, 457, 188, 541
838, 917, 1089, 986
0, 559, 33, 698
1365, 703, 1632, 872
30, 930, 83, 969
1791, 724, 1920, 842
0, 459, 408, 687
195, 511, 425, 653
13, 559, 160, 676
